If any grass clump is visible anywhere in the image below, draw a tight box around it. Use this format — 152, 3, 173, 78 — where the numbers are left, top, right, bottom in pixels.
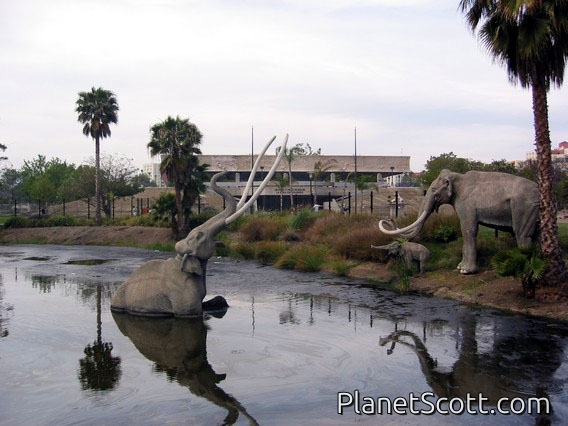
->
239, 216, 286, 242
289, 209, 319, 232
328, 257, 357, 276
275, 244, 327, 272
254, 241, 287, 265
232, 242, 256, 260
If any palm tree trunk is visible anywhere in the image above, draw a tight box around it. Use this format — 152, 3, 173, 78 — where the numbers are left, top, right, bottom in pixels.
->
95, 136, 102, 226
288, 165, 294, 211
532, 79, 566, 285
175, 180, 184, 238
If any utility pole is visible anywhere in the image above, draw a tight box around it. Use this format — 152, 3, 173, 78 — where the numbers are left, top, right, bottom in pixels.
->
354, 126, 358, 214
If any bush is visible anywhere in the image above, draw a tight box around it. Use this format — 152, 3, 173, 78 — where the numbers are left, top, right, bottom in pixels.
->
232, 242, 256, 260
254, 241, 287, 265
44, 215, 85, 227
431, 225, 458, 243
4, 216, 32, 228
288, 209, 319, 232
275, 244, 327, 272
328, 257, 357, 276
333, 226, 390, 262
240, 216, 285, 242
418, 213, 461, 242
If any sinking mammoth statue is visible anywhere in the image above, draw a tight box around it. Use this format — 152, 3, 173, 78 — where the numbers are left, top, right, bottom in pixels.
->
379, 169, 539, 274
111, 135, 288, 317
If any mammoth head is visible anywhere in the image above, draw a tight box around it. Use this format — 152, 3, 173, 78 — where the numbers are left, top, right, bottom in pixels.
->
372, 241, 403, 257
424, 169, 454, 214
379, 169, 459, 239
175, 134, 289, 276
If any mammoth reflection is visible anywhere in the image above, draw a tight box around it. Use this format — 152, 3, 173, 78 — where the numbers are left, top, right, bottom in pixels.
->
78, 286, 122, 391
379, 314, 564, 408
113, 312, 258, 425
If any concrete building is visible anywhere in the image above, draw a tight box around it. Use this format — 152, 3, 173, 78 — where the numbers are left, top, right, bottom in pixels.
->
142, 162, 165, 187
197, 154, 411, 211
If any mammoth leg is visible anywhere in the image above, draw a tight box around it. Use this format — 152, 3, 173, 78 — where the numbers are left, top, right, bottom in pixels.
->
458, 220, 478, 274
512, 200, 539, 247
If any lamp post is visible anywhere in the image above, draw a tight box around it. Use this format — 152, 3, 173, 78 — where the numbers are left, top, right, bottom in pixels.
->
309, 172, 313, 206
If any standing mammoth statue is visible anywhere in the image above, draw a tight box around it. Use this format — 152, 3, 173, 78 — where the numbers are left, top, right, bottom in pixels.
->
379, 169, 539, 274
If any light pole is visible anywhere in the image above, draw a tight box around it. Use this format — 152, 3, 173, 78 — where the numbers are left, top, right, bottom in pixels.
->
354, 127, 358, 214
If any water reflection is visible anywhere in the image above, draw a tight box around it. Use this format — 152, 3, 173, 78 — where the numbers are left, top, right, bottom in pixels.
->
78, 286, 122, 391
113, 312, 259, 425
0, 274, 10, 338
379, 313, 564, 410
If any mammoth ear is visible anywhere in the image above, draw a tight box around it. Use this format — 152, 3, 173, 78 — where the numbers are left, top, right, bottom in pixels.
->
444, 177, 453, 198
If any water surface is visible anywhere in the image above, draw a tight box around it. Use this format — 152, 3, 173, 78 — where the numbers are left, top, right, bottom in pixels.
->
1, 245, 567, 425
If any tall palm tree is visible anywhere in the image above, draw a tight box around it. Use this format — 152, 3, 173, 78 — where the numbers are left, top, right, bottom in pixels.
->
459, 0, 568, 284
312, 158, 337, 206
147, 116, 203, 237
76, 87, 119, 226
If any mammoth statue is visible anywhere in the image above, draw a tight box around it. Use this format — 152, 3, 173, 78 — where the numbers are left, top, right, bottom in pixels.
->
111, 135, 288, 317
379, 169, 539, 274
372, 240, 430, 274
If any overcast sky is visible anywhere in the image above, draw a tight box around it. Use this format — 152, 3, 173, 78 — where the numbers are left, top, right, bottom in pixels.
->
2, 0, 567, 172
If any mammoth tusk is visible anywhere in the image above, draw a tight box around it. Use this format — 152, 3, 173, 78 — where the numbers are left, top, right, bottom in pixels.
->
225, 134, 288, 224
237, 135, 277, 210
378, 211, 427, 235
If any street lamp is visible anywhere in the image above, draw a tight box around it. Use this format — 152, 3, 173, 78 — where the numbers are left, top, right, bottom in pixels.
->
309, 172, 313, 206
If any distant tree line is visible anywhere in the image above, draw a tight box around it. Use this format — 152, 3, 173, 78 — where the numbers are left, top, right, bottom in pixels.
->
421, 152, 568, 210
0, 154, 155, 218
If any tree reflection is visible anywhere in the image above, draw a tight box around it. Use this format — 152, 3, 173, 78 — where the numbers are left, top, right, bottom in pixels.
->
29, 275, 59, 293
78, 285, 121, 391
113, 312, 258, 425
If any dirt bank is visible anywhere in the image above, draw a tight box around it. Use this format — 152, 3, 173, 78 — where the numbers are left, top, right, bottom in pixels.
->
1, 225, 567, 322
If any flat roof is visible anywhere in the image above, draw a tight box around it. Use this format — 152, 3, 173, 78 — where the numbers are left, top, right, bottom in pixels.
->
198, 155, 410, 173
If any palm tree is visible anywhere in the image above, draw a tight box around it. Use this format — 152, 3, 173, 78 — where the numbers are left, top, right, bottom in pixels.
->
459, 0, 568, 284
147, 116, 203, 237
281, 145, 302, 210
312, 159, 337, 206
76, 87, 119, 226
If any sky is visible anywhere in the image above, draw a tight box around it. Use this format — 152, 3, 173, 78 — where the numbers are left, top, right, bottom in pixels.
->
1, 0, 568, 173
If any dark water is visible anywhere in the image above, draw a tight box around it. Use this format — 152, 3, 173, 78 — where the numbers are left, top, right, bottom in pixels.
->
1, 245, 567, 425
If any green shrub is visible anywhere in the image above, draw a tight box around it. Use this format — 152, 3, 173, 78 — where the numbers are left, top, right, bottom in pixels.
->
4, 216, 32, 228
296, 245, 327, 272
431, 225, 458, 243
233, 242, 256, 260
289, 209, 318, 231
44, 215, 82, 227
276, 244, 327, 272
418, 213, 461, 242
187, 213, 215, 230
274, 251, 298, 269
333, 227, 390, 262
254, 241, 287, 265
328, 257, 357, 276
240, 216, 285, 242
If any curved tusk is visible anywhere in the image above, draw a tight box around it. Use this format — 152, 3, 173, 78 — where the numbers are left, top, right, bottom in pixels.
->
226, 134, 288, 224
378, 211, 427, 235
237, 136, 277, 209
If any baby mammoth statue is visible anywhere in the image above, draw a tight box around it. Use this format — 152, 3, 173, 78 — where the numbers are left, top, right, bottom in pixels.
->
372, 240, 431, 274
